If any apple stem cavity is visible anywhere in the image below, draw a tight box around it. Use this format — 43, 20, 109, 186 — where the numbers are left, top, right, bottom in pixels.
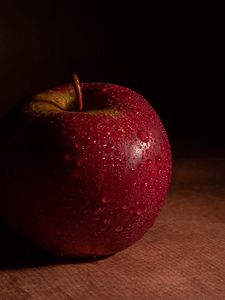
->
73, 74, 83, 111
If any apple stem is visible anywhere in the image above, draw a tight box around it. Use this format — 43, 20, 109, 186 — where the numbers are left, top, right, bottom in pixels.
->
72, 74, 83, 111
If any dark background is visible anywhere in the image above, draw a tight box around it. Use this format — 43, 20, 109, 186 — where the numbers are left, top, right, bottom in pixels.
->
0, 1, 222, 154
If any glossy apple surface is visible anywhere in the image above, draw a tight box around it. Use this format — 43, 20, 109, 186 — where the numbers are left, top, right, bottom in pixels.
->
0, 78, 172, 257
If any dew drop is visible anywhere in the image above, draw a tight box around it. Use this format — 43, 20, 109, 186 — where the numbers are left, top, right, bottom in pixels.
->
137, 130, 150, 143
161, 144, 166, 151
104, 144, 114, 153
81, 130, 87, 137
145, 159, 152, 167
101, 194, 111, 203
115, 225, 123, 232
75, 143, 83, 150
141, 182, 148, 192
129, 209, 135, 215
136, 204, 145, 216
151, 169, 156, 176
122, 204, 128, 210
103, 218, 111, 224
156, 156, 162, 165
158, 168, 162, 175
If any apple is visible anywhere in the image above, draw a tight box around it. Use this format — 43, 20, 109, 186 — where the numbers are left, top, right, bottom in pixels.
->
0, 74, 172, 257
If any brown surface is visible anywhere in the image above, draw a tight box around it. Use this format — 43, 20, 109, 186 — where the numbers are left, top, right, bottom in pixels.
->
0, 155, 225, 299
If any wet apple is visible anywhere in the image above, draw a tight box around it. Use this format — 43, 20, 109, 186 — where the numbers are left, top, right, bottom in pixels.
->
0, 75, 172, 257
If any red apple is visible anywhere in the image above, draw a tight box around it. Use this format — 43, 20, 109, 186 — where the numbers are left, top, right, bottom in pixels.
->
0, 75, 172, 257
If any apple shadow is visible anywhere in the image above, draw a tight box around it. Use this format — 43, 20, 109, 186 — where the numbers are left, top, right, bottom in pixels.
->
0, 221, 109, 270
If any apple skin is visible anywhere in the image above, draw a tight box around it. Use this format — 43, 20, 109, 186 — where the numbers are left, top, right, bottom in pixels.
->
0, 81, 172, 257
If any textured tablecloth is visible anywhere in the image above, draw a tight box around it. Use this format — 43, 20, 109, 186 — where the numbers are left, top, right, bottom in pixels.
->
1, 154, 225, 299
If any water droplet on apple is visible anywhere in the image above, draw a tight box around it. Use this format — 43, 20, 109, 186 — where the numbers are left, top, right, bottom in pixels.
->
158, 168, 162, 175
101, 194, 111, 203
115, 225, 123, 232
151, 169, 156, 176
161, 143, 166, 152
104, 144, 114, 153
141, 182, 148, 192
75, 143, 83, 150
137, 130, 150, 143
132, 181, 137, 187
94, 207, 105, 215
145, 159, 152, 167
136, 204, 145, 216
103, 218, 111, 224
156, 156, 162, 165
122, 204, 128, 210
129, 208, 135, 215
81, 130, 87, 138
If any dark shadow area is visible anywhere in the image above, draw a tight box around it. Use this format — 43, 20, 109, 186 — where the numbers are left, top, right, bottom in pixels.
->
0, 221, 110, 270
171, 134, 225, 160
